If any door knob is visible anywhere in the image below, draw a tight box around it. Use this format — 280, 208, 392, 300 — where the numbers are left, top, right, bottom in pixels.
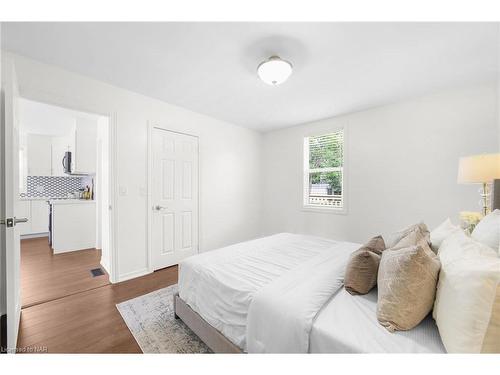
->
154, 205, 167, 211
0, 217, 29, 227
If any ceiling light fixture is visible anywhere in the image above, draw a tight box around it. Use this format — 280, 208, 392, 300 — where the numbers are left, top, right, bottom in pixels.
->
257, 55, 293, 86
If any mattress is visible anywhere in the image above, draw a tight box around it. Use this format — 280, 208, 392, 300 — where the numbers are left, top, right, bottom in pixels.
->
310, 288, 446, 353
178, 233, 353, 351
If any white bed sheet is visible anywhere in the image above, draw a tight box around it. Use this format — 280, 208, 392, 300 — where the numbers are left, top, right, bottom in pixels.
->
310, 288, 446, 353
179, 233, 446, 353
178, 233, 350, 351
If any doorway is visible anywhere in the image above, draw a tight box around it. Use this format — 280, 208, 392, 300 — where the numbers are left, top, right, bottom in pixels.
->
17, 99, 114, 307
150, 127, 199, 270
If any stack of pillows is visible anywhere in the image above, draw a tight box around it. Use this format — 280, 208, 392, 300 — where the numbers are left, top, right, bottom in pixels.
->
344, 210, 500, 353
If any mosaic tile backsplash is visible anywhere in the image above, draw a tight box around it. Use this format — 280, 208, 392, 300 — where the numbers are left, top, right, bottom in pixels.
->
22, 175, 89, 198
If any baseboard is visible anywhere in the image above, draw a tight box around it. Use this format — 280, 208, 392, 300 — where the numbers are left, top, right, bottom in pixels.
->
100, 258, 110, 276
118, 268, 150, 283
21, 233, 49, 240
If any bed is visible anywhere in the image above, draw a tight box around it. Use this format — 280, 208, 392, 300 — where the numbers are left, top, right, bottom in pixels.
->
175, 233, 445, 353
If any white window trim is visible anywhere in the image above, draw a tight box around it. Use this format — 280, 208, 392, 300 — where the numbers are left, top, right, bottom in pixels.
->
302, 126, 348, 215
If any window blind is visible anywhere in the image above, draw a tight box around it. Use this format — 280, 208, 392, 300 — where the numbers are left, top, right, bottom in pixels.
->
308, 130, 343, 170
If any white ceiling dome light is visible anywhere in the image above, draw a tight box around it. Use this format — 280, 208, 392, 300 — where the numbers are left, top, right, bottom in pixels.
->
257, 56, 293, 86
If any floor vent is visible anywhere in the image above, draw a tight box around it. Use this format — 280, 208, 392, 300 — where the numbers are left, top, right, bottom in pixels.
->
90, 268, 105, 277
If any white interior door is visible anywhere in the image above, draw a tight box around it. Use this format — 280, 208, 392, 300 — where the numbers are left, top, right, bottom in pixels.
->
152, 128, 199, 270
1, 61, 23, 352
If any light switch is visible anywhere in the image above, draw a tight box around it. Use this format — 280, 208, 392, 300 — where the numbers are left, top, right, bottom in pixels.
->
119, 186, 128, 196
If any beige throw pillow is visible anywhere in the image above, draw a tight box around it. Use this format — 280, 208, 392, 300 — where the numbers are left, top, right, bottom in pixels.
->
383, 222, 430, 249
391, 228, 428, 250
344, 236, 386, 295
377, 237, 441, 332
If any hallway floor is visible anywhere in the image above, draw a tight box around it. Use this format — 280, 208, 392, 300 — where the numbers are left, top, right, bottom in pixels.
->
21, 237, 109, 308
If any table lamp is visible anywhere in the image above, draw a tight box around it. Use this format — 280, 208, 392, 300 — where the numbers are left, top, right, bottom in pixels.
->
458, 153, 500, 216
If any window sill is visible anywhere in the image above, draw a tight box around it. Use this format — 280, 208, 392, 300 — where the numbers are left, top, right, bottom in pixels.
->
301, 205, 348, 215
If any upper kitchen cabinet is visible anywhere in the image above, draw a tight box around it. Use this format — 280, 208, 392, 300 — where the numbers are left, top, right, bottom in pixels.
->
25, 133, 74, 176
19, 99, 99, 178
27, 134, 52, 175
73, 117, 97, 175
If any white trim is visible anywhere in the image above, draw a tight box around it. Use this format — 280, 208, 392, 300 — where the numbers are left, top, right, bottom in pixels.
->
20, 233, 48, 239
146, 121, 153, 273
147, 123, 201, 272
117, 267, 149, 283
100, 257, 110, 276
301, 206, 349, 215
308, 167, 343, 173
302, 125, 349, 215
108, 112, 119, 283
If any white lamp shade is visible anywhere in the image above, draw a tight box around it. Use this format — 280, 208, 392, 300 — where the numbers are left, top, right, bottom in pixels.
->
457, 153, 500, 183
257, 56, 292, 86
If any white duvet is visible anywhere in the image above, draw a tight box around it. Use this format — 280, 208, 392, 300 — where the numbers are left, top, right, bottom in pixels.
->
178, 233, 358, 352
246, 241, 358, 352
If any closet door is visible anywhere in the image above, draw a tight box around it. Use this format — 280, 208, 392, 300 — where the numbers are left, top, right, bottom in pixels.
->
151, 128, 199, 270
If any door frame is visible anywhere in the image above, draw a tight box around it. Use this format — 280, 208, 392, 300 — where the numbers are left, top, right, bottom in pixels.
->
12, 93, 119, 284
1, 59, 22, 352
147, 123, 200, 273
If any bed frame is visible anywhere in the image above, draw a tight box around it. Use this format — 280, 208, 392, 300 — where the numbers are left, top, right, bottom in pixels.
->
173, 293, 243, 353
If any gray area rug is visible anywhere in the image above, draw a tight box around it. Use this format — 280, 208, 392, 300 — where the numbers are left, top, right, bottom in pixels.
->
116, 284, 211, 353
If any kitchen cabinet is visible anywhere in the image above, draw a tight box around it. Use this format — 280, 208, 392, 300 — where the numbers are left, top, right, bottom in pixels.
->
27, 134, 52, 176
50, 200, 96, 253
25, 133, 76, 177
24, 119, 96, 177
31, 200, 50, 233
73, 118, 97, 174
18, 199, 49, 236
18, 200, 31, 236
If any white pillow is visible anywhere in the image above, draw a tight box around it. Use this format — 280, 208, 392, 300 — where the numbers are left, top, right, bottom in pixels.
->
471, 209, 500, 255
433, 232, 500, 353
437, 230, 497, 266
430, 218, 462, 253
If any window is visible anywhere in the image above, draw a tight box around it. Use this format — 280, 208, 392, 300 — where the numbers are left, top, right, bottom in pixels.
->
303, 130, 344, 210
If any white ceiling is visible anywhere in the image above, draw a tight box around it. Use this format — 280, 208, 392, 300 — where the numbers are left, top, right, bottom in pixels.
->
2, 22, 498, 132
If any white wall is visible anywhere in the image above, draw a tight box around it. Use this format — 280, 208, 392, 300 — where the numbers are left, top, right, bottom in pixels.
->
1, 50, 498, 292
2, 52, 263, 282
262, 84, 499, 243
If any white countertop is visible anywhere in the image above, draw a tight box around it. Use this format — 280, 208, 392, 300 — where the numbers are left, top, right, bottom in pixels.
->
48, 199, 95, 205
20, 196, 53, 201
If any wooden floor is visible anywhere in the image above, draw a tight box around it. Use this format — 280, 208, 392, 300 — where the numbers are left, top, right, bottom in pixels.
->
18, 266, 178, 353
18, 237, 179, 353
21, 237, 110, 307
